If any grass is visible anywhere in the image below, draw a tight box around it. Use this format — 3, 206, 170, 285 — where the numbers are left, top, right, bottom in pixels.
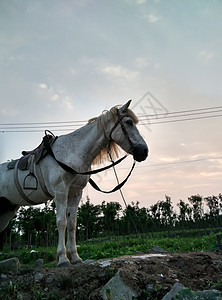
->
0, 231, 221, 266
78, 232, 220, 260
0, 247, 57, 267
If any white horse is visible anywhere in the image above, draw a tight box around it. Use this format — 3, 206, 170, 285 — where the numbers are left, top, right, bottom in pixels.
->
0, 100, 148, 266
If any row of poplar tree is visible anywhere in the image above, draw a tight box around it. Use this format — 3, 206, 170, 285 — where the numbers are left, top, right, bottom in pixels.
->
1, 193, 222, 249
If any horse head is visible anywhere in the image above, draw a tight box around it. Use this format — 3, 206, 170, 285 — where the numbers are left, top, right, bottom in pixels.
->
109, 100, 148, 162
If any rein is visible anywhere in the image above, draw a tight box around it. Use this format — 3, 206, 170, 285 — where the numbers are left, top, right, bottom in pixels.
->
43, 112, 135, 193
43, 132, 127, 176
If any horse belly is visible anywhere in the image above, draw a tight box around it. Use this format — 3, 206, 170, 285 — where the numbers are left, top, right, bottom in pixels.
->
0, 163, 51, 206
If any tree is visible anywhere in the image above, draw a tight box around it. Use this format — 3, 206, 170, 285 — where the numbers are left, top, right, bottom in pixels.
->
77, 196, 101, 240
120, 201, 150, 234
101, 201, 122, 235
205, 195, 220, 217
188, 194, 204, 223
15, 201, 57, 247
158, 195, 176, 227
177, 199, 192, 225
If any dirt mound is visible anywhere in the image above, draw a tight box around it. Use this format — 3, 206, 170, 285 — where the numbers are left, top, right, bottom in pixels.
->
1, 251, 222, 299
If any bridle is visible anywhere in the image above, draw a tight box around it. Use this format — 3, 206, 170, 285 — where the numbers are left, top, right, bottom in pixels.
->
108, 109, 135, 154
43, 109, 136, 193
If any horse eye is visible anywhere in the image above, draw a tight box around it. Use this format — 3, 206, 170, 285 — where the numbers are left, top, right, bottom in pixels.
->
126, 119, 133, 126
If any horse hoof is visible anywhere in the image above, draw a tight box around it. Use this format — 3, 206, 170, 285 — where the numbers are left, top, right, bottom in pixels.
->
57, 261, 71, 268
71, 260, 83, 265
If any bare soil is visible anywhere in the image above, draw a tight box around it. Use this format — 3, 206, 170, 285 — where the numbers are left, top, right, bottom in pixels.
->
1, 251, 222, 299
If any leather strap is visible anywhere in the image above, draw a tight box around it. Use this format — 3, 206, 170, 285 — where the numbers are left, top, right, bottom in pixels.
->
43, 112, 136, 194
43, 134, 127, 176
35, 163, 54, 199
88, 161, 135, 193
14, 161, 37, 205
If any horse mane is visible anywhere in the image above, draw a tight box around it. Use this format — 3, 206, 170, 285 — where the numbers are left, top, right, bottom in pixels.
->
88, 105, 138, 166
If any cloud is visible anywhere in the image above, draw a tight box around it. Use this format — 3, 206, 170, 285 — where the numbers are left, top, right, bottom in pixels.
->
51, 94, 59, 101
134, 57, 150, 68
198, 50, 215, 63
124, 0, 147, 5
38, 83, 59, 102
138, 11, 161, 23
63, 97, 74, 110
100, 64, 140, 81
39, 83, 48, 89
147, 13, 160, 23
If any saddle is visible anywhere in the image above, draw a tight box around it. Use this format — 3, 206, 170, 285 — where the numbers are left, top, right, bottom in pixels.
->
7, 133, 57, 191
18, 134, 56, 170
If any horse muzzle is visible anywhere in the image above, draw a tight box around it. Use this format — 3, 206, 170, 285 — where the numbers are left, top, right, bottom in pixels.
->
133, 144, 148, 162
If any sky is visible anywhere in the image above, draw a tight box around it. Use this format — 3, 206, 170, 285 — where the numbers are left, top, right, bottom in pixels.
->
0, 0, 222, 211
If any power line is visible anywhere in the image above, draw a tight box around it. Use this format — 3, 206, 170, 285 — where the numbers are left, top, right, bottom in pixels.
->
91, 155, 222, 183
117, 155, 222, 171
138, 108, 222, 121
1, 105, 222, 133
141, 113, 222, 125
0, 120, 87, 126
138, 105, 222, 118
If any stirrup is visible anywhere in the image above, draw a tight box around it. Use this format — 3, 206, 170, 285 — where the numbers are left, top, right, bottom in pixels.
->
23, 154, 38, 190
23, 172, 38, 190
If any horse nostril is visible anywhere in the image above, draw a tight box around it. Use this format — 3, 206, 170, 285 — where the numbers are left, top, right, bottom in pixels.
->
133, 145, 148, 162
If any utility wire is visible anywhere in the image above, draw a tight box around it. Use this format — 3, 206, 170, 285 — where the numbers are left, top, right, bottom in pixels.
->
138, 105, 222, 119
1, 105, 222, 133
1, 105, 222, 125
140, 113, 222, 125
138, 109, 222, 121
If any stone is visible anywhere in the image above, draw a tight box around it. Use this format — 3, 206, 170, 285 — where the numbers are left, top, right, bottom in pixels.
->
146, 283, 154, 293
162, 285, 222, 300
100, 269, 138, 300
151, 246, 166, 253
84, 259, 95, 264
45, 273, 54, 284
0, 257, 20, 272
35, 258, 43, 268
162, 283, 185, 300
34, 272, 44, 282
173, 287, 222, 300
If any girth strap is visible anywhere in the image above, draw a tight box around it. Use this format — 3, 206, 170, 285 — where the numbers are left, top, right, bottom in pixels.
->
35, 163, 53, 199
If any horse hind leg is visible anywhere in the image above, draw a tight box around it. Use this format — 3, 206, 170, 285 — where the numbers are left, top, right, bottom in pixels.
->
0, 197, 19, 233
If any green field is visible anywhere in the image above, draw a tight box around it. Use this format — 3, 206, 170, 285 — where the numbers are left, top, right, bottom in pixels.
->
1, 231, 221, 267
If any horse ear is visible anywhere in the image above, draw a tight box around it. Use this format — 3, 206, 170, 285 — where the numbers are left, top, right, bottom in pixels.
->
119, 100, 132, 114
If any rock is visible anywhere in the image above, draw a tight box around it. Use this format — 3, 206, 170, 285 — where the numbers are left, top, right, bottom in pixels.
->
100, 269, 138, 300
195, 289, 222, 299
34, 272, 44, 282
0, 257, 20, 272
146, 283, 154, 293
152, 246, 166, 253
172, 287, 222, 300
35, 258, 43, 268
162, 283, 185, 300
99, 260, 112, 268
84, 259, 95, 264
45, 273, 54, 284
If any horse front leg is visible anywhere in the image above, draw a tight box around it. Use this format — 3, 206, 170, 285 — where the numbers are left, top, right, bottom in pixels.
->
66, 190, 82, 264
55, 195, 71, 267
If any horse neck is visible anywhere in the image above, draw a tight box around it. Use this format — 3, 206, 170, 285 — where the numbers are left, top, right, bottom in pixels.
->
56, 122, 108, 169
